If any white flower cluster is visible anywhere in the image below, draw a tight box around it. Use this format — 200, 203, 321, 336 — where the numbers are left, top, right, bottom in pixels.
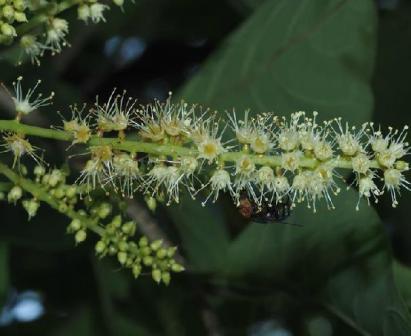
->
2, 79, 410, 212
66, 93, 409, 211
0, 0, 127, 65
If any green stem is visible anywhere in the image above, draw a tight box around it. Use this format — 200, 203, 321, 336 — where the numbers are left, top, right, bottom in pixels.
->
17, 0, 82, 36
0, 161, 104, 236
0, 119, 383, 170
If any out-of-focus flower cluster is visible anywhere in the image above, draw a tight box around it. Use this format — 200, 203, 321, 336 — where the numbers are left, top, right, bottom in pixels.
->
1, 79, 410, 213
0, 0, 127, 65
0, 163, 184, 285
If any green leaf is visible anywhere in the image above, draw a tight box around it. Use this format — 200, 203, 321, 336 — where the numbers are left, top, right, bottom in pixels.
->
393, 261, 411, 310
167, 197, 230, 272
176, 0, 411, 334
181, 0, 376, 124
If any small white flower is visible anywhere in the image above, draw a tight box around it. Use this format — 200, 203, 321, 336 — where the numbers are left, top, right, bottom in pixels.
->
46, 18, 69, 54
352, 153, 371, 175
19, 35, 49, 66
112, 153, 140, 197
77, 4, 91, 22
89, 3, 109, 23
333, 119, 365, 156
1, 133, 43, 168
93, 89, 137, 133
313, 139, 333, 161
202, 169, 233, 205
384, 168, 411, 207
281, 151, 301, 172
357, 174, 380, 210
227, 110, 256, 145
8, 77, 54, 116
272, 175, 290, 201
197, 136, 225, 163
250, 132, 272, 154
278, 129, 299, 151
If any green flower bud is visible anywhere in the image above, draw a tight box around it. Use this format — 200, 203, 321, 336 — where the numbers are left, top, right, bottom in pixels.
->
2, 6, 15, 21
48, 169, 64, 187
68, 218, 82, 232
143, 256, 153, 266
75, 229, 87, 243
65, 186, 77, 198
117, 252, 127, 265
58, 202, 68, 213
161, 272, 171, 286
34, 165, 46, 176
22, 198, 40, 219
121, 221, 136, 236
171, 263, 185, 273
108, 246, 117, 255
105, 224, 116, 235
111, 215, 122, 228
13, 0, 26, 11
113, 0, 124, 6
20, 165, 28, 176
395, 160, 409, 171
95, 240, 106, 254
14, 11, 27, 22
141, 246, 151, 256
167, 247, 177, 258
77, 4, 90, 22
54, 187, 65, 199
150, 239, 163, 251
132, 264, 141, 278
0, 23, 16, 37
118, 240, 128, 252
156, 248, 167, 259
98, 203, 112, 218
152, 269, 162, 284
8, 185, 22, 203
139, 236, 148, 247
145, 196, 157, 212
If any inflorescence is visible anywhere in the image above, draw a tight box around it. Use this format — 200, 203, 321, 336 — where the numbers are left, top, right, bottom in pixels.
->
0, 78, 409, 214
0, 0, 128, 65
0, 162, 185, 285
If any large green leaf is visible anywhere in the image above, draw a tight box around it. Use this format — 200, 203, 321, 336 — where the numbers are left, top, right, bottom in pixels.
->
172, 0, 411, 334
181, 0, 376, 124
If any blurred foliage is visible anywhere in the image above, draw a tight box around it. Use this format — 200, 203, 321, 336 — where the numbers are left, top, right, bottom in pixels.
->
1, 0, 411, 335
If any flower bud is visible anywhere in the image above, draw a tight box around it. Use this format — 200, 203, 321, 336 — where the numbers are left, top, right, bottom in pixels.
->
75, 229, 87, 243
150, 239, 163, 251
68, 218, 82, 232
132, 264, 142, 278
2, 5, 14, 21
171, 263, 185, 272
77, 4, 91, 22
113, 0, 124, 6
98, 203, 112, 219
14, 11, 27, 22
121, 221, 136, 236
117, 252, 127, 265
95, 240, 106, 254
34, 165, 46, 176
161, 272, 171, 286
152, 269, 162, 284
8, 185, 22, 203
22, 198, 40, 219
1, 23, 17, 37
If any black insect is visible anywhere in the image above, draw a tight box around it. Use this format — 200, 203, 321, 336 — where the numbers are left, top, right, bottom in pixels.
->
238, 193, 297, 225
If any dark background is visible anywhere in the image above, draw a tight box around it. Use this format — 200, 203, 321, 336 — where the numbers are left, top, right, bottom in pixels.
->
1, 0, 411, 335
